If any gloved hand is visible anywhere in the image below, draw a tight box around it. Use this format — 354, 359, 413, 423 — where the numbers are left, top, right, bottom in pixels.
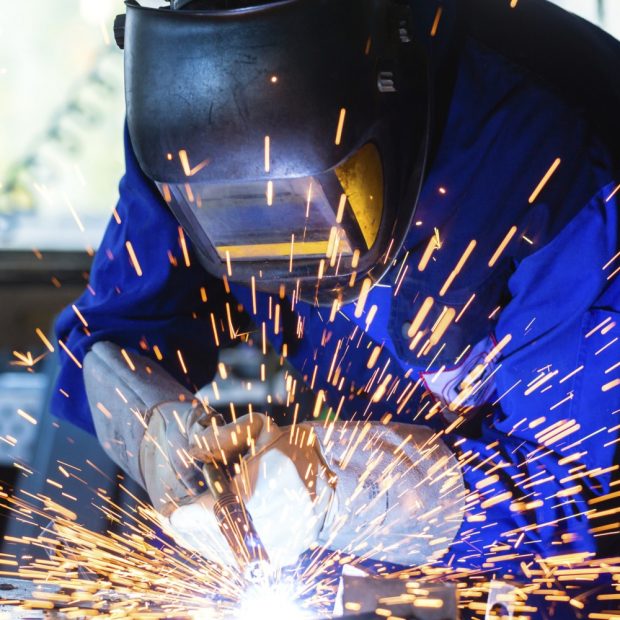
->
182, 416, 467, 567
172, 412, 337, 568
84, 342, 466, 569
83, 341, 332, 567
83, 341, 211, 515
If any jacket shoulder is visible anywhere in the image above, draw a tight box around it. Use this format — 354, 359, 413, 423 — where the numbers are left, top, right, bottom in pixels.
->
464, 0, 620, 166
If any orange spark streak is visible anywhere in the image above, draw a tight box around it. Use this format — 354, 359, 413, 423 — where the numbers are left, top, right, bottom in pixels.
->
418, 230, 441, 272
430, 6, 443, 36
439, 240, 477, 296
210, 314, 220, 347
407, 296, 434, 338
485, 334, 512, 363
455, 293, 476, 324
354, 278, 372, 318
17, 409, 37, 425
488, 226, 518, 267
605, 182, 620, 203
264, 136, 271, 172
96, 402, 113, 420
266, 180, 274, 206
602, 378, 620, 392
71, 304, 88, 328
603, 250, 620, 271
430, 307, 457, 346
35, 328, 55, 352
178, 227, 191, 267
529, 158, 561, 204
58, 340, 82, 369
335, 108, 347, 145
178, 149, 209, 177
125, 241, 143, 277
120, 349, 136, 371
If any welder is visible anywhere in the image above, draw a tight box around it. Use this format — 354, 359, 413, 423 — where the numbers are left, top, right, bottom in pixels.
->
53, 0, 620, 578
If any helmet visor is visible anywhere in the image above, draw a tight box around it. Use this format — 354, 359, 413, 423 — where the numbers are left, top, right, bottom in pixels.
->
157, 143, 383, 272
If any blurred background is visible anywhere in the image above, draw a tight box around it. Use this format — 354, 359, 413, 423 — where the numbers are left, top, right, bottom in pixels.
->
0, 0, 618, 553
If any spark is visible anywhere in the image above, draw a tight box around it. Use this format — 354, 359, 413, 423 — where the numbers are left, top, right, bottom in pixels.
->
64, 194, 85, 233
266, 181, 274, 206
10, 350, 46, 368
58, 340, 82, 369
179, 149, 210, 177
179, 227, 192, 267
418, 229, 442, 271
264, 136, 271, 172
35, 328, 55, 352
528, 157, 561, 204
125, 241, 143, 277
488, 225, 518, 267
354, 278, 372, 318
430, 6, 443, 36
602, 378, 620, 392
334, 108, 347, 146
605, 182, 620, 202
407, 296, 434, 339
439, 240, 477, 297
16, 409, 37, 425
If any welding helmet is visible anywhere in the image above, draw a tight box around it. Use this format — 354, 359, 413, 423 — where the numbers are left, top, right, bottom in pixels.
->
117, 0, 429, 304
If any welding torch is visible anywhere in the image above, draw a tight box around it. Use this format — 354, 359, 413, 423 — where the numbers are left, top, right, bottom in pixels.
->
198, 408, 272, 584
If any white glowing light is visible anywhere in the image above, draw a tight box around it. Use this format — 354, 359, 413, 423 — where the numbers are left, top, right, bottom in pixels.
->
79, 0, 116, 25
234, 583, 311, 620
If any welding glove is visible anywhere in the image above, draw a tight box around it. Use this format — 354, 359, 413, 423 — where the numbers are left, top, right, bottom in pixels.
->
84, 341, 266, 568
83, 341, 333, 567
170, 412, 338, 568
178, 415, 466, 568
83, 341, 333, 568
83, 341, 215, 515
84, 342, 466, 568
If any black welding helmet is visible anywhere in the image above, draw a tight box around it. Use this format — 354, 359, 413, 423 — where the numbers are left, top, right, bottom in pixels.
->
119, 0, 430, 304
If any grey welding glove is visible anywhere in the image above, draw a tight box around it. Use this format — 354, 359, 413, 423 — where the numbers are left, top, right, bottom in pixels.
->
313, 421, 466, 566
83, 342, 333, 567
83, 341, 215, 513
183, 417, 466, 568
84, 342, 466, 569
84, 341, 251, 565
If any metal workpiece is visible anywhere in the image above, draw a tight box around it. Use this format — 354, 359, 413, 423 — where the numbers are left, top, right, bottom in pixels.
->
0, 578, 63, 618
340, 575, 458, 620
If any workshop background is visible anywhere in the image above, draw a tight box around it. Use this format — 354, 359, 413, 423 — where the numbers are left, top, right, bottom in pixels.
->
0, 0, 618, 550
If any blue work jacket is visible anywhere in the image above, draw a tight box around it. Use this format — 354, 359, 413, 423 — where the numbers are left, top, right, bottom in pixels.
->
53, 0, 619, 576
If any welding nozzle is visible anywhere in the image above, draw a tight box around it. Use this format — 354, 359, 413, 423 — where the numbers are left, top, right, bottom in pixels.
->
203, 461, 272, 583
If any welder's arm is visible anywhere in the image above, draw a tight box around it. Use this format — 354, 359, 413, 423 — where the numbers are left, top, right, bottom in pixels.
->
83, 341, 211, 511
444, 182, 620, 572
83, 340, 252, 567
52, 125, 231, 435
83, 340, 467, 569
81, 340, 328, 568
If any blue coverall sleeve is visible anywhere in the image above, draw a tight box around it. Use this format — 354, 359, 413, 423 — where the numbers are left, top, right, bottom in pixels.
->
446, 183, 620, 572
52, 127, 230, 435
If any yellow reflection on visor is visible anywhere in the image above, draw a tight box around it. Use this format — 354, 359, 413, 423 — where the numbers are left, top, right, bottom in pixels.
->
217, 240, 331, 259
335, 143, 384, 249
